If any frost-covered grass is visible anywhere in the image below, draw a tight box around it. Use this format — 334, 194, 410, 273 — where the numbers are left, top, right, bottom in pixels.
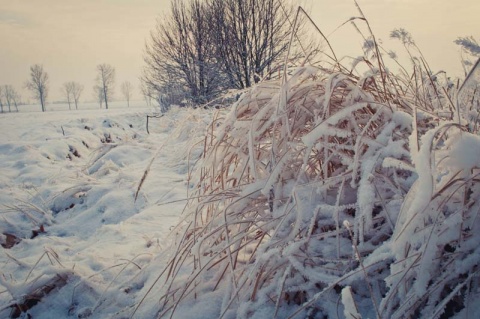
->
129, 14, 480, 319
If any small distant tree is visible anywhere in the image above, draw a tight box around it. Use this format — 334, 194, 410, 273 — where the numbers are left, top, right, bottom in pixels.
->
71, 82, 84, 110
63, 81, 83, 110
62, 82, 74, 110
25, 64, 49, 112
121, 81, 133, 107
95, 64, 115, 109
0, 85, 21, 113
93, 85, 105, 108
4, 85, 20, 112
10, 88, 20, 112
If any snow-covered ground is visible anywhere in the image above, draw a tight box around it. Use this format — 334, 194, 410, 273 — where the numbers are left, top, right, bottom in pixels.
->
16, 100, 150, 113
2, 72, 480, 319
0, 106, 213, 318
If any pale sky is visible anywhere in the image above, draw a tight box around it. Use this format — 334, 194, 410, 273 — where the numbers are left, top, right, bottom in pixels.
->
1, 0, 479, 103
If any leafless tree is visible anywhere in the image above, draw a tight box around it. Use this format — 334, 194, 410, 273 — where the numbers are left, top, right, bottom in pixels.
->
121, 81, 133, 107
143, 0, 222, 106
71, 82, 84, 110
63, 82, 83, 110
62, 82, 74, 110
95, 64, 115, 109
211, 0, 299, 89
25, 64, 49, 112
143, 0, 299, 106
11, 88, 20, 112
4, 85, 20, 112
0, 85, 21, 113
93, 85, 104, 108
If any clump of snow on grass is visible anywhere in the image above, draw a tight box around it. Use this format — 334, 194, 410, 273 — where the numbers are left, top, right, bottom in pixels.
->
445, 131, 480, 171
341, 286, 362, 319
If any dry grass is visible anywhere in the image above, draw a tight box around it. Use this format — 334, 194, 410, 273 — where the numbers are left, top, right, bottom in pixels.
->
132, 5, 480, 319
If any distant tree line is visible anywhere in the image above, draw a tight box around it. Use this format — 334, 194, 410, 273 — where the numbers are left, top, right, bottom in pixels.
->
3, 63, 141, 113
142, 0, 298, 107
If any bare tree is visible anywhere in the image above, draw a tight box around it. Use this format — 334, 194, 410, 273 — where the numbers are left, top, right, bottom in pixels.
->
210, 0, 295, 89
95, 64, 115, 109
121, 81, 133, 107
4, 85, 13, 112
0, 85, 21, 113
25, 64, 49, 112
11, 88, 20, 112
143, 0, 299, 106
63, 82, 83, 110
71, 82, 84, 110
62, 82, 74, 110
143, 0, 222, 106
4, 85, 20, 112
93, 85, 105, 108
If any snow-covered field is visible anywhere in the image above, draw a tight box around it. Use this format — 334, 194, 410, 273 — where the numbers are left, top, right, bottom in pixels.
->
2, 62, 480, 319
16, 100, 150, 113
0, 106, 213, 318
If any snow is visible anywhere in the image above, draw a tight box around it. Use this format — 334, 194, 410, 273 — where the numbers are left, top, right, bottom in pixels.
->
445, 131, 480, 171
2, 68, 480, 319
0, 105, 213, 318
341, 286, 361, 319
392, 111, 413, 130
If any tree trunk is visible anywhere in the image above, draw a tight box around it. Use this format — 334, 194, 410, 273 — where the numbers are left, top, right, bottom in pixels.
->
40, 94, 45, 112
104, 86, 108, 109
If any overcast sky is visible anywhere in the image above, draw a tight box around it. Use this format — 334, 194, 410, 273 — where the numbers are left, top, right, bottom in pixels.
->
1, 0, 479, 103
